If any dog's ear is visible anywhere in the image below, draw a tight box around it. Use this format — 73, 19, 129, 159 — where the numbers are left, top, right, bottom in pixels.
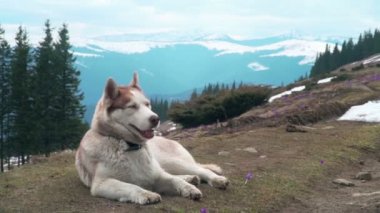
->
105, 78, 118, 101
130, 72, 141, 90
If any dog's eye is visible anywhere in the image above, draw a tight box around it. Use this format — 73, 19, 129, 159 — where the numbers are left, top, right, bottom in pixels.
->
127, 104, 138, 109
145, 102, 150, 107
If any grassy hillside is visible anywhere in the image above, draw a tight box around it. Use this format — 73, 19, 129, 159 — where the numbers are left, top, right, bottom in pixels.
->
232, 66, 380, 128
1, 121, 379, 212
1, 63, 380, 213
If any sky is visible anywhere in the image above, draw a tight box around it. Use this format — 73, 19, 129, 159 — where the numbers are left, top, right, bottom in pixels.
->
0, 0, 379, 44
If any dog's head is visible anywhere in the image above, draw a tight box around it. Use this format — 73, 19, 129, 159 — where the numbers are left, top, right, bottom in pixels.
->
92, 73, 159, 143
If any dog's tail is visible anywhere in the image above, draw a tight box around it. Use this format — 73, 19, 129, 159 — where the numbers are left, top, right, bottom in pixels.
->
199, 163, 223, 175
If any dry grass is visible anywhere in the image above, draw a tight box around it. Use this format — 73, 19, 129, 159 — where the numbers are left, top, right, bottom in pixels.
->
1, 121, 379, 213
233, 68, 380, 128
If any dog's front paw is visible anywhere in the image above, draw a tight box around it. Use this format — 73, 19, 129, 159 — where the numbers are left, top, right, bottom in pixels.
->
180, 184, 202, 201
184, 175, 200, 186
134, 191, 162, 205
210, 176, 230, 190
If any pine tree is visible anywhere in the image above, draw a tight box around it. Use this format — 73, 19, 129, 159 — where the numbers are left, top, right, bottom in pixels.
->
340, 41, 348, 65
331, 43, 340, 70
206, 84, 213, 95
0, 26, 12, 172
362, 30, 374, 58
9, 26, 33, 164
231, 81, 236, 90
53, 23, 85, 150
163, 100, 169, 121
190, 89, 197, 100
310, 28, 380, 77
213, 83, 220, 95
322, 44, 331, 73
346, 38, 355, 62
33, 20, 58, 156
353, 34, 364, 61
374, 29, 380, 53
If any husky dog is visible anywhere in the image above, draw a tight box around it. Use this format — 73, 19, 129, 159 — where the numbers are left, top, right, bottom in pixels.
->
75, 73, 229, 204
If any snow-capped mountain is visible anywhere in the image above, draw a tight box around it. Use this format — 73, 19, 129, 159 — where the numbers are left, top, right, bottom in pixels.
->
72, 32, 336, 121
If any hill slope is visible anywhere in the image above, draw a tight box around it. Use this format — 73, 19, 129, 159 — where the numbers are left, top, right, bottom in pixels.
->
1, 58, 380, 212
1, 122, 379, 212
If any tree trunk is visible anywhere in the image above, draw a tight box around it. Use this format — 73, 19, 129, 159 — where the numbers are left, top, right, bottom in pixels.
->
0, 120, 4, 172
6, 156, 10, 170
21, 153, 25, 165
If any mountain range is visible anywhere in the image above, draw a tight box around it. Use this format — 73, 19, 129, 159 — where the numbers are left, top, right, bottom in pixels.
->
71, 32, 339, 121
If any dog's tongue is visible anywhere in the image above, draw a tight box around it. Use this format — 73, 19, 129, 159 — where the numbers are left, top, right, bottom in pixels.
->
141, 129, 154, 139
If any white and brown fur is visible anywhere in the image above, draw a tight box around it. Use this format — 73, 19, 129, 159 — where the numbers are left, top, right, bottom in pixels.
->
75, 73, 229, 204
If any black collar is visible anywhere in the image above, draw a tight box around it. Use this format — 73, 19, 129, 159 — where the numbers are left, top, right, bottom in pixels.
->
125, 141, 142, 151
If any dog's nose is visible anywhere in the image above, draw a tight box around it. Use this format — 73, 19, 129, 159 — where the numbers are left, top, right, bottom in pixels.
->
149, 115, 160, 127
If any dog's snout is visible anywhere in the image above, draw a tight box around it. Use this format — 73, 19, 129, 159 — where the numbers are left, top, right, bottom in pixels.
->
149, 115, 160, 126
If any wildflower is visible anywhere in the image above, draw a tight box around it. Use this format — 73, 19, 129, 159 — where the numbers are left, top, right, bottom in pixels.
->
245, 172, 253, 184
200, 208, 208, 213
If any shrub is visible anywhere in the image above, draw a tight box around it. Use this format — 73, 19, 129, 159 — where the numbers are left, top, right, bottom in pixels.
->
331, 74, 352, 82
304, 80, 317, 91
168, 86, 271, 128
222, 87, 269, 118
352, 63, 364, 71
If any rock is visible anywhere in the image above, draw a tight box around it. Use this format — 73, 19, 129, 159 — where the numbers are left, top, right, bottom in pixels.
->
218, 151, 230, 156
322, 126, 335, 130
243, 147, 258, 153
352, 191, 380, 197
332, 178, 355, 187
355, 171, 372, 181
286, 124, 307, 133
259, 155, 267, 159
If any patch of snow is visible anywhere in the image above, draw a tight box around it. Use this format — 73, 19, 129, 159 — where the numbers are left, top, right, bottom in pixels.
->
87, 40, 175, 54
291, 85, 306, 92
198, 41, 255, 55
338, 100, 380, 123
71, 52, 103, 58
317, 76, 337, 84
363, 54, 380, 65
269, 85, 305, 103
74, 37, 331, 65
214, 39, 330, 63
247, 62, 269, 71
3, 156, 29, 172
260, 39, 331, 65
85, 45, 106, 53
167, 126, 177, 132
269, 91, 292, 103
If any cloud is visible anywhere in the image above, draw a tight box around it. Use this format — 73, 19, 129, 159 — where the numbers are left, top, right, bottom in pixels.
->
0, 0, 379, 42
247, 62, 269, 71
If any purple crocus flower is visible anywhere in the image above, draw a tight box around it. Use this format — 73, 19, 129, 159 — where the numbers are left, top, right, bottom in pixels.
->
245, 172, 253, 184
320, 160, 324, 165
200, 208, 208, 213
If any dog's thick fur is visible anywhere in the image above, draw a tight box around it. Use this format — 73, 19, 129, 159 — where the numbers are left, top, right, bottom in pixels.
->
75, 73, 229, 204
